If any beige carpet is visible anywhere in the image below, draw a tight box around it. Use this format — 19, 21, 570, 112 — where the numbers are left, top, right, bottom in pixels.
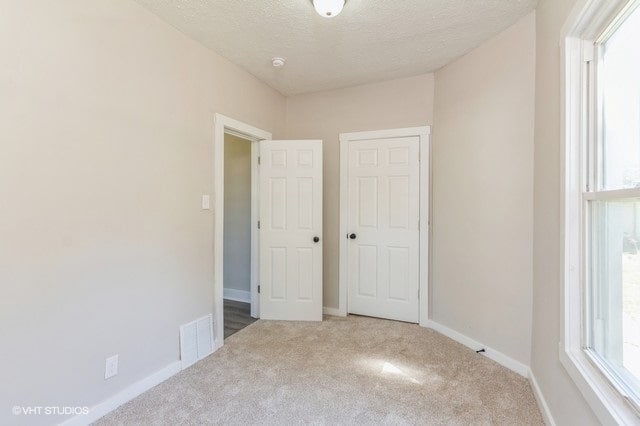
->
97, 315, 543, 425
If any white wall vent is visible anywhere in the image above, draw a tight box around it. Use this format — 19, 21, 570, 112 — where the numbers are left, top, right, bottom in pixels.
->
180, 314, 214, 370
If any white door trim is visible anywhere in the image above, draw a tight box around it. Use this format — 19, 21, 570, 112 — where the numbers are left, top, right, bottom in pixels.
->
213, 113, 271, 349
338, 126, 431, 327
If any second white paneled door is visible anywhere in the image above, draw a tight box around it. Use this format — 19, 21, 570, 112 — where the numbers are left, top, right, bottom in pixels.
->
346, 136, 420, 323
259, 140, 323, 321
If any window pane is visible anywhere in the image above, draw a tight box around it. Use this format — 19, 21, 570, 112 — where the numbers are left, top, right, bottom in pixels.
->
600, 5, 640, 190
589, 199, 640, 400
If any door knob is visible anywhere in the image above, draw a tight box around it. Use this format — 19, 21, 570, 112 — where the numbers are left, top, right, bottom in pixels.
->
349, 233, 357, 240
313, 236, 320, 243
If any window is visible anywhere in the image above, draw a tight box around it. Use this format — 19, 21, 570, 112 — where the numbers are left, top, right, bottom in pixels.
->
562, 0, 640, 423
587, 2, 640, 404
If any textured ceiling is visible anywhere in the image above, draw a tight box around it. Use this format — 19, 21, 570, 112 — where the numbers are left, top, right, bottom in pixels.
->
133, 0, 538, 96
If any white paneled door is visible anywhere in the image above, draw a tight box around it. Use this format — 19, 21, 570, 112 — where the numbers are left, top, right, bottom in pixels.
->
346, 137, 420, 323
259, 140, 323, 321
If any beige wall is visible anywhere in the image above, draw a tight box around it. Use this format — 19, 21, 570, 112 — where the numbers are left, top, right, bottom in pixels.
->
531, 0, 599, 423
223, 134, 252, 293
431, 13, 536, 365
0, 1, 284, 424
285, 74, 435, 309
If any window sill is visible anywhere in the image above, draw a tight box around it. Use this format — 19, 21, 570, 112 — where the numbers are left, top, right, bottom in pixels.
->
559, 343, 640, 425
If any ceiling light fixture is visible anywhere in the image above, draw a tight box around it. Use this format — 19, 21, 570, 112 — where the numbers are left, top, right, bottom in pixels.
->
312, 0, 345, 18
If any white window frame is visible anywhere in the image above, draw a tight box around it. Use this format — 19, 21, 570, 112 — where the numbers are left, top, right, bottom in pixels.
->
561, 0, 640, 424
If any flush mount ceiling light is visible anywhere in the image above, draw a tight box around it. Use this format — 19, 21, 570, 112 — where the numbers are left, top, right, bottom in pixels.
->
312, 0, 345, 18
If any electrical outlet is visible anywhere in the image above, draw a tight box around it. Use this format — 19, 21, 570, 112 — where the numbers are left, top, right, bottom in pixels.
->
105, 355, 118, 379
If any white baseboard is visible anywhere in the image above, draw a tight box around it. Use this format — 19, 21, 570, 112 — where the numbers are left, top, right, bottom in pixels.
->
60, 361, 182, 426
425, 320, 529, 377
528, 368, 556, 426
223, 288, 251, 303
323, 307, 345, 316
423, 320, 555, 423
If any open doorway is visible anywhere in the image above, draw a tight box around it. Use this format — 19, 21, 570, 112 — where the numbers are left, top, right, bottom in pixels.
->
213, 114, 324, 348
213, 114, 272, 347
223, 133, 256, 338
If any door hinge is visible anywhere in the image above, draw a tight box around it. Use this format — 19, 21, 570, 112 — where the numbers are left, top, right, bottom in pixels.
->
258, 156, 261, 165
257, 285, 261, 294
257, 220, 261, 229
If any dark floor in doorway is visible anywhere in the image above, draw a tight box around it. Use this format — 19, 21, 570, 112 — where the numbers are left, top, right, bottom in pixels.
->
224, 299, 257, 339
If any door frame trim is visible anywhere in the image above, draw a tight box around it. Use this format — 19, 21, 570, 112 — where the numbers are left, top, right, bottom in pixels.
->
213, 113, 271, 348
338, 126, 431, 326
